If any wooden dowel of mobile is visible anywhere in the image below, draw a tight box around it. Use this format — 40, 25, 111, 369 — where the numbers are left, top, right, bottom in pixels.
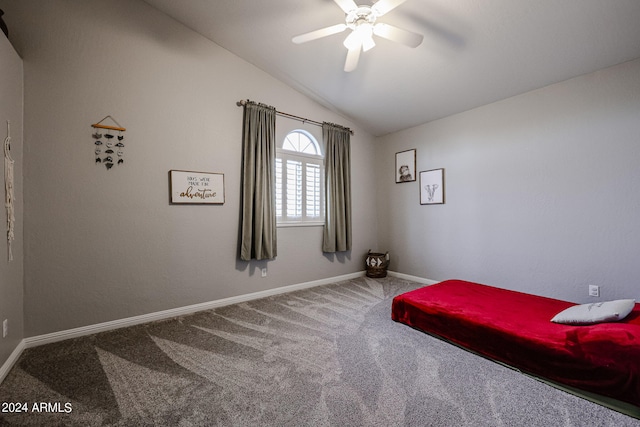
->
92, 124, 126, 132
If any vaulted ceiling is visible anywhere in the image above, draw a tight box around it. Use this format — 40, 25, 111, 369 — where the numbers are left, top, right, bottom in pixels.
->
143, 0, 640, 136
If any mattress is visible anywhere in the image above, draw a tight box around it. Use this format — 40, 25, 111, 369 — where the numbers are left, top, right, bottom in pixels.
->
391, 280, 640, 411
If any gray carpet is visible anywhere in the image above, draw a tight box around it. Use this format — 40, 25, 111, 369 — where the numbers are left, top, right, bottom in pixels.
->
0, 276, 638, 426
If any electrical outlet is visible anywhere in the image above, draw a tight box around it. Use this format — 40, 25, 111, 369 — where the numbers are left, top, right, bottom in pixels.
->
588, 285, 600, 297
2, 319, 7, 338
261, 268, 267, 278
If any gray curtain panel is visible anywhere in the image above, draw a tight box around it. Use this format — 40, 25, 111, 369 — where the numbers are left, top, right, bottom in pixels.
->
322, 122, 352, 252
240, 101, 277, 261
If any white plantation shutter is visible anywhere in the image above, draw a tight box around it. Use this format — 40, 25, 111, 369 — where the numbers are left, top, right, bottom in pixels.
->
306, 163, 321, 218
275, 158, 283, 219
286, 159, 302, 217
276, 130, 324, 224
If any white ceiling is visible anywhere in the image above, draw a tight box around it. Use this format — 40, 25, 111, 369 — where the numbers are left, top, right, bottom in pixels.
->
142, 0, 640, 136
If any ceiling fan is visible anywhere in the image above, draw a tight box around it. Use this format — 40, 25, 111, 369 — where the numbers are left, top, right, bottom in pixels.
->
292, 0, 424, 72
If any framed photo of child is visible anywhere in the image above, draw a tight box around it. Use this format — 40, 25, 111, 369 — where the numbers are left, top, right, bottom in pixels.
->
395, 149, 416, 183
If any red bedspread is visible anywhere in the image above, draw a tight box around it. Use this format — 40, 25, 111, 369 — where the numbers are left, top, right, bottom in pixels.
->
391, 280, 640, 408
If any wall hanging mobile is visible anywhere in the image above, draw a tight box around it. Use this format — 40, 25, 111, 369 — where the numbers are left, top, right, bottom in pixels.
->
4, 120, 15, 261
91, 115, 126, 170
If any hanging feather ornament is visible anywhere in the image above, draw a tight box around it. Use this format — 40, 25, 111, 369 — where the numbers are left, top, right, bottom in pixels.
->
116, 131, 124, 164
90, 115, 126, 169
4, 121, 15, 261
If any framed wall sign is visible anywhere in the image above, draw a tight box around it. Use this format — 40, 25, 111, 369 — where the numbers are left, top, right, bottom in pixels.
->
395, 149, 416, 183
420, 168, 445, 205
169, 170, 225, 204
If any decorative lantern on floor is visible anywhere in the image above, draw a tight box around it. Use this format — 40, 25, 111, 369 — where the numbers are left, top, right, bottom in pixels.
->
365, 250, 389, 278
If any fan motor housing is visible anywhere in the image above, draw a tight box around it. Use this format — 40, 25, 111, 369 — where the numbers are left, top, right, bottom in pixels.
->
346, 6, 377, 30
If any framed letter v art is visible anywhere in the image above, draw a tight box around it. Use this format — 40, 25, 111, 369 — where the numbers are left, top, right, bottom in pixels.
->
420, 168, 445, 205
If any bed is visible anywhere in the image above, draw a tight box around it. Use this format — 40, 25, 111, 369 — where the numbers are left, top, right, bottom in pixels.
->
391, 279, 640, 416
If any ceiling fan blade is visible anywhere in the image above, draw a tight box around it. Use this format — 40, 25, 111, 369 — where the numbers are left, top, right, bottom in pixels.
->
371, 0, 407, 16
344, 44, 361, 72
373, 23, 424, 48
292, 24, 347, 44
333, 0, 358, 14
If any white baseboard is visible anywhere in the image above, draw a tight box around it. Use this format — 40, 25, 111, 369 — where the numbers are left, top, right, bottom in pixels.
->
23, 271, 366, 349
2, 270, 429, 385
1, 271, 366, 384
387, 270, 438, 285
0, 339, 25, 385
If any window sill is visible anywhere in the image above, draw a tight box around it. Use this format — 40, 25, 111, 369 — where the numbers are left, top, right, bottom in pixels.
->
277, 221, 324, 228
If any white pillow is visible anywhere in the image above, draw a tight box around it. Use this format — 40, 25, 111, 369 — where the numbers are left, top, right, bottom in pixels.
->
551, 299, 635, 325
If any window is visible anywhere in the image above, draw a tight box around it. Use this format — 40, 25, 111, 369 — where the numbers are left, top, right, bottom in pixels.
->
276, 130, 324, 225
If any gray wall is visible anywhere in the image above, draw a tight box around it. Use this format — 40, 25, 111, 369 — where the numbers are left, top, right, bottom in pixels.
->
1, 0, 378, 337
2, 0, 639, 345
0, 34, 24, 365
376, 58, 640, 303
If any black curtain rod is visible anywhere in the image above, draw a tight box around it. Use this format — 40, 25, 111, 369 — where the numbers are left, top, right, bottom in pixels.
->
236, 100, 353, 135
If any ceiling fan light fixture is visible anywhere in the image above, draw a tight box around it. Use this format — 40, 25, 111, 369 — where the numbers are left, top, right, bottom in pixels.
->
362, 34, 376, 52
343, 23, 375, 51
293, 0, 422, 72
358, 24, 376, 51
343, 28, 359, 50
